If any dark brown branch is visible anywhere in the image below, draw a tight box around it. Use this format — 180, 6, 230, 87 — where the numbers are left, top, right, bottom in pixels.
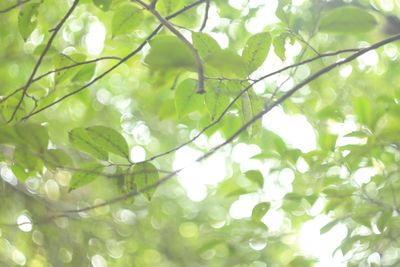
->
20, 0, 207, 121
0, 0, 31, 14
8, 0, 80, 122
133, 0, 205, 93
199, 0, 210, 31
54, 33, 400, 216
0, 56, 121, 105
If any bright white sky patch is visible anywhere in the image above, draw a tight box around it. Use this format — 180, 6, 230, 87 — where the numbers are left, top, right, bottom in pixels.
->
262, 107, 317, 152
84, 18, 106, 55
298, 215, 348, 266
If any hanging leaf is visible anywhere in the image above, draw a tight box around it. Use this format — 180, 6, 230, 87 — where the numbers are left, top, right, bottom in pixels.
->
273, 34, 287, 61
72, 63, 96, 83
242, 32, 271, 74
192, 32, 221, 60
175, 79, 204, 117
18, 3, 40, 41
132, 162, 159, 200
320, 218, 340, 234
69, 128, 109, 161
112, 4, 144, 37
319, 6, 377, 33
144, 35, 196, 71
245, 170, 264, 189
241, 89, 265, 137
85, 126, 130, 160
69, 163, 104, 191
252, 202, 271, 221
15, 123, 49, 151
43, 149, 73, 170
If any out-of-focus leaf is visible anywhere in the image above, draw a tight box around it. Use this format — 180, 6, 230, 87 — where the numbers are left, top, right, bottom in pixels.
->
132, 162, 159, 200
192, 32, 221, 60
144, 35, 196, 70
112, 4, 143, 37
175, 79, 204, 117
245, 170, 264, 189
93, 0, 112, 11
69, 163, 104, 191
320, 218, 340, 234
72, 63, 96, 83
18, 3, 40, 41
15, 123, 49, 151
319, 6, 377, 33
43, 149, 73, 170
251, 202, 270, 221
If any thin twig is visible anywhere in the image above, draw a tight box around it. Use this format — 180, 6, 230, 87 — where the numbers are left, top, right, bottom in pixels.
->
8, 0, 80, 122
133, 0, 205, 93
0, 0, 31, 14
20, 0, 207, 121
199, 0, 210, 31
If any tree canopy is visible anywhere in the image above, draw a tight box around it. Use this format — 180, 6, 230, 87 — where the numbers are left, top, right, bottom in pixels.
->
1, 0, 400, 266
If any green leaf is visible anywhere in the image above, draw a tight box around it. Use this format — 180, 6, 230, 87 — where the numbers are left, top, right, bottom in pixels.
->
207, 49, 247, 78
132, 162, 159, 200
93, 0, 112, 11
241, 89, 264, 137
18, 3, 40, 41
251, 202, 270, 221
112, 4, 144, 37
69, 163, 104, 192
144, 35, 196, 70
14, 146, 38, 171
192, 32, 221, 60
72, 64, 96, 83
69, 128, 109, 161
15, 123, 49, 151
242, 32, 271, 74
205, 80, 231, 120
273, 34, 287, 61
175, 79, 204, 117
320, 218, 340, 234
245, 170, 264, 189
0, 124, 19, 144
319, 6, 377, 33
11, 164, 29, 183
70, 126, 130, 161
43, 149, 73, 170
85, 126, 130, 160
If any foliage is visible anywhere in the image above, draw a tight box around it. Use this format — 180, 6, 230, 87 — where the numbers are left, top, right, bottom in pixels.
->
0, 0, 400, 266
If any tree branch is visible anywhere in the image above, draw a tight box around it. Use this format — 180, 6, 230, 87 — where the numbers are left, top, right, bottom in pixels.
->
7, 0, 80, 122
199, 0, 210, 31
133, 0, 205, 93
